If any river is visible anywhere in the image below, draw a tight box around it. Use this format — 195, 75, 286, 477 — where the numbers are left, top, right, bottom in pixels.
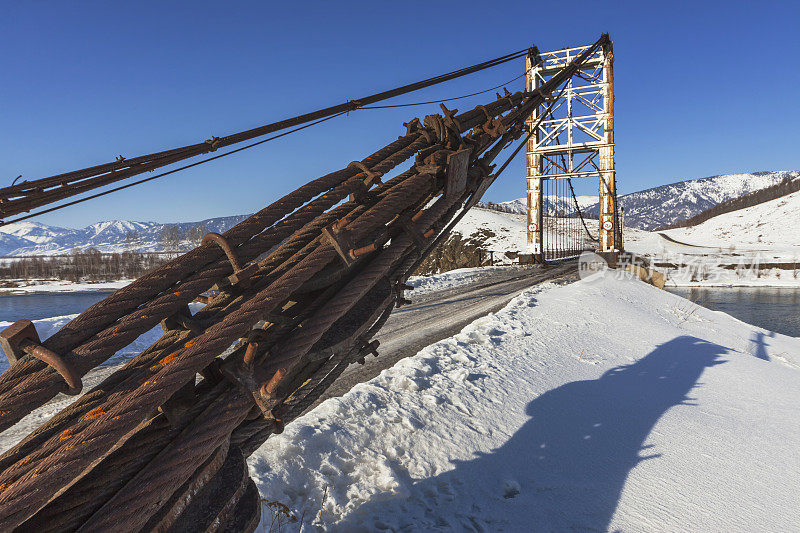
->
0, 286, 797, 340
666, 286, 800, 337
0, 291, 112, 323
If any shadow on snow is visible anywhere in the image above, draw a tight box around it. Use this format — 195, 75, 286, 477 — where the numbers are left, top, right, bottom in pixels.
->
337, 336, 728, 532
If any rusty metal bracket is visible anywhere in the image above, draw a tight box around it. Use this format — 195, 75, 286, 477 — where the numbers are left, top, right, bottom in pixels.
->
439, 103, 462, 133
202, 232, 243, 271
403, 118, 422, 136
347, 161, 383, 188
160, 304, 204, 334
0, 319, 82, 395
321, 224, 356, 267
483, 116, 506, 138
445, 148, 472, 198
204, 136, 221, 152
475, 104, 492, 122
345, 177, 378, 205
202, 232, 258, 288
220, 342, 285, 426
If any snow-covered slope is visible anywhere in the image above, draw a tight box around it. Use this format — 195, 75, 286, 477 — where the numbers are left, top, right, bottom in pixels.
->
662, 188, 800, 253
449, 208, 528, 253
482, 171, 796, 231
248, 273, 800, 531
604, 170, 798, 230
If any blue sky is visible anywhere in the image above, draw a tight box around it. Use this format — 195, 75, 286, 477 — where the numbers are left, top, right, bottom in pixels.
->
1, 1, 798, 228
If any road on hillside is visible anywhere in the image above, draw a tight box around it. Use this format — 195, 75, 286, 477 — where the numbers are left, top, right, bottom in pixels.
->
314, 261, 578, 406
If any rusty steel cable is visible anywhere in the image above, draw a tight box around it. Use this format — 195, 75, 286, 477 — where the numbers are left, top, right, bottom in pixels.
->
0, 133, 427, 432
0, 47, 536, 222
1, 111, 350, 226
0, 34, 609, 532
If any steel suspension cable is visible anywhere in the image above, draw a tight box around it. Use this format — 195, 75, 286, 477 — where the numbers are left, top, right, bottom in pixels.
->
0, 47, 535, 222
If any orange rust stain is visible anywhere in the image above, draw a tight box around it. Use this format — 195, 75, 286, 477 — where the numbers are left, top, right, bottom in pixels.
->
0, 482, 9, 492
185, 340, 197, 348
173, 291, 181, 296
112, 326, 120, 334
84, 407, 106, 420
160, 352, 178, 367
59, 428, 74, 441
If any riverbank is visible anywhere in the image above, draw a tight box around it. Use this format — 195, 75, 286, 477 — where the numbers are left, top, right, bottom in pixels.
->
0, 279, 131, 294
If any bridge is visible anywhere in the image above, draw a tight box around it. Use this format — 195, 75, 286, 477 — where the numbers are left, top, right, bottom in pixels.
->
0, 35, 620, 531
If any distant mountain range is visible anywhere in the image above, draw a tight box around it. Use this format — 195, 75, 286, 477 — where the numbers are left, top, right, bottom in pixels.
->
0, 216, 247, 256
0, 170, 795, 256
477, 195, 596, 216
482, 171, 798, 230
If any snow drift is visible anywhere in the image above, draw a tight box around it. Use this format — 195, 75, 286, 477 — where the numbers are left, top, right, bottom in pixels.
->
248, 273, 800, 531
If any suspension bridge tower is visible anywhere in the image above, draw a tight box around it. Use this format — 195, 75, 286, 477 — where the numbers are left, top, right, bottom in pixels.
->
525, 37, 619, 262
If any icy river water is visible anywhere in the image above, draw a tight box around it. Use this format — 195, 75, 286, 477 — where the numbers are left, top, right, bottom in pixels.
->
0, 286, 797, 339
666, 286, 800, 338
0, 291, 111, 323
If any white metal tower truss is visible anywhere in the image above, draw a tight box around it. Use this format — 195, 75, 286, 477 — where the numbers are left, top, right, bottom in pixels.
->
525, 39, 618, 260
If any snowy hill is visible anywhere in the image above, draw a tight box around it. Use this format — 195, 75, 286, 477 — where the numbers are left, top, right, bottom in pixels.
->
481, 171, 796, 230
450, 208, 528, 253
603, 170, 798, 230
662, 188, 800, 253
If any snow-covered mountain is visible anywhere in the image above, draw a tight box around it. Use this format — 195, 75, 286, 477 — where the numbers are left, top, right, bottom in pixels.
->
478, 195, 596, 216
487, 171, 798, 230
0, 215, 248, 256
1, 170, 794, 257
598, 171, 798, 230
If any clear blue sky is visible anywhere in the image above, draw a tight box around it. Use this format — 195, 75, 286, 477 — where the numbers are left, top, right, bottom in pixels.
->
2, 1, 798, 228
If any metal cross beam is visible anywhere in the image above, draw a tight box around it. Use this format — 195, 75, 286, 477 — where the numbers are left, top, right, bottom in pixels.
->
526, 38, 619, 260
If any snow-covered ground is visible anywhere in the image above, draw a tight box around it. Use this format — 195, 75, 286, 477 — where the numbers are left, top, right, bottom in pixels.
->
248, 273, 800, 532
0, 279, 131, 294
661, 189, 800, 256
623, 191, 800, 286
406, 266, 513, 296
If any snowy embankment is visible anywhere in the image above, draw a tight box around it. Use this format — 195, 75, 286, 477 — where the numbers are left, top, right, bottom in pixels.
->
0, 279, 131, 294
624, 190, 800, 287
249, 273, 800, 532
406, 266, 513, 296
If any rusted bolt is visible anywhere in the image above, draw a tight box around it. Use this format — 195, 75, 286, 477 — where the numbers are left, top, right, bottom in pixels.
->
348, 242, 378, 260
260, 368, 287, 398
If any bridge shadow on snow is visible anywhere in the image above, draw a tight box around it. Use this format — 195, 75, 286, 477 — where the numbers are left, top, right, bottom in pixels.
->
749, 330, 775, 361
338, 336, 728, 532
